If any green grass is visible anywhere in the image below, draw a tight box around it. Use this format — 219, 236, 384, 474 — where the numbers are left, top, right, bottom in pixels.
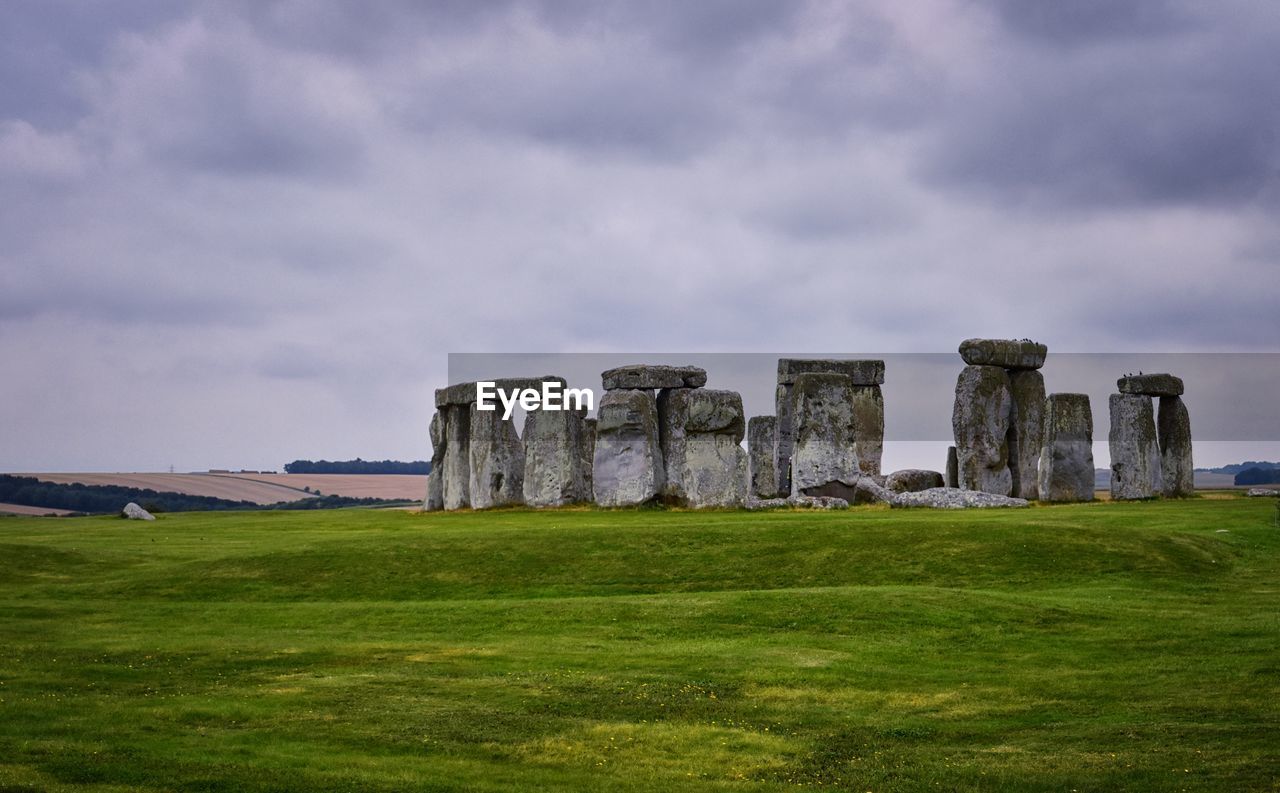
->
1, 498, 1277, 791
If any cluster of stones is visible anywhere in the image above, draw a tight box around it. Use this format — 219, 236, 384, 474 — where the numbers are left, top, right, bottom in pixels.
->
425, 365, 753, 510
950, 339, 1098, 503
1109, 374, 1194, 500
746, 359, 889, 506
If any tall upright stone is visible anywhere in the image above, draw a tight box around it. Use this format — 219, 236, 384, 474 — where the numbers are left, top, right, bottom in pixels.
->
424, 411, 445, 512
1037, 393, 1094, 502
1109, 393, 1162, 500
659, 388, 747, 507
469, 402, 525, 509
593, 389, 664, 507
1007, 370, 1046, 500
851, 385, 884, 476
945, 446, 958, 489
774, 359, 884, 497
952, 365, 1013, 495
522, 405, 592, 507
441, 404, 471, 510
748, 416, 778, 498
790, 373, 861, 498
1157, 396, 1194, 497
581, 418, 597, 499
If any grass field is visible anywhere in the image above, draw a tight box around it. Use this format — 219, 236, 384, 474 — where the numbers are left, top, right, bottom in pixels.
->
1, 498, 1278, 791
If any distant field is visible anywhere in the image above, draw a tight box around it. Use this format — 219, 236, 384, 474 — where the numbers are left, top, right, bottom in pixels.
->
1, 498, 1277, 791
0, 502, 76, 516
18, 472, 427, 505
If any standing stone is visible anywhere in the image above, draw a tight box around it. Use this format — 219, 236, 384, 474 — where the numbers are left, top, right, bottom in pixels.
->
945, 446, 958, 488
1109, 393, 1163, 500
441, 405, 471, 510
1037, 393, 1094, 502
952, 365, 1013, 496
1007, 370, 1046, 500
851, 385, 884, 476
424, 411, 445, 511
592, 389, 664, 507
469, 402, 525, 509
522, 406, 592, 507
790, 373, 861, 498
581, 418, 597, 499
660, 388, 748, 507
1157, 396, 1195, 497
748, 416, 778, 498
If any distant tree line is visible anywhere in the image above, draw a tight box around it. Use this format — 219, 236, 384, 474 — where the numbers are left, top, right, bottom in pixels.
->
283, 458, 430, 474
1201, 461, 1280, 475
1235, 467, 1280, 486
0, 475, 411, 515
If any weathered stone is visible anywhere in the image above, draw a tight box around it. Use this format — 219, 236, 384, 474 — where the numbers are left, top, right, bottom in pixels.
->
122, 502, 155, 520
592, 389, 664, 506
747, 416, 777, 498
777, 358, 885, 386
891, 488, 1031, 509
800, 475, 894, 505
424, 411, 445, 511
441, 405, 471, 510
1157, 396, 1194, 497
1007, 369, 1046, 500
1117, 373, 1183, 397
1246, 488, 1279, 497
789, 373, 861, 498
435, 376, 566, 408
522, 406, 592, 507
851, 385, 884, 476
1037, 393, 1095, 503
945, 446, 958, 488
785, 494, 850, 509
952, 365, 1013, 496
1109, 393, 1163, 500
601, 365, 706, 391
659, 389, 747, 507
581, 418, 597, 499
958, 338, 1047, 370
773, 382, 796, 497
469, 402, 525, 509
886, 469, 945, 493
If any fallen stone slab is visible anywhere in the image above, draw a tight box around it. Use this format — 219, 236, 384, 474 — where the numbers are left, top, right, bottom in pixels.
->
800, 475, 894, 505
891, 488, 1031, 509
1037, 393, 1095, 503
1109, 393, 1163, 500
1007, 369, 1046, 500
886, 469, 946, 493
777, 358, 885, 386
122, 502, 156, 520
1246, 488, 1279, 497
601, 365, 706, 391
952, 364, 1013, 496
747, 416, 777, 498
593, 389, 665, 506
1117, 373, 1183, 397
1157, 396, 1194, 497
959, 338, 1047, 370
435, 376, 567, 408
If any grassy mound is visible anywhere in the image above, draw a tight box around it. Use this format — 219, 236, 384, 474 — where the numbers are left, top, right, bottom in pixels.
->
1, 498, 1277, 791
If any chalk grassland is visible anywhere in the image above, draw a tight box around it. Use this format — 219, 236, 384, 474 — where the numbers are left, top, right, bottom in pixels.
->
1, 500, 1277, 791
17, 472, 428, 504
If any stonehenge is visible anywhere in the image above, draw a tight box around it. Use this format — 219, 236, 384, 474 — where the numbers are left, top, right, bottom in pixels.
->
950, 339, 1045, 499
421, 352, 1195, 511
1109, 373, 1193, 499
1037, 393, 1094, 502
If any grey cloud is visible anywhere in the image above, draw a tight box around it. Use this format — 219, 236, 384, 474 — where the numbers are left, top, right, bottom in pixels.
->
987, 0, 1190, 45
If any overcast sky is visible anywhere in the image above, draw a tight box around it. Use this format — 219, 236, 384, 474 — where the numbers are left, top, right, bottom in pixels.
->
2, 0, 1278, 472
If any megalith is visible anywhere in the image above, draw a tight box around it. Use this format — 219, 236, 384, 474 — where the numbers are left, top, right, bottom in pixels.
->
659, 388, 747, 507
959, 338, 1047, 370
747, 416, 777, 498
789, 372, 862, 498
469, 401, 525, 509
1109, 393, 1162, 500
441, 404, 471, 510
952, 364, 1013, 496
424, 411, 445, 512
1158, 396, 1194, 497
522, 398, 592, 507
1007, 369, 1046, 500
601, 364, 706, 391
886, 469, 945, 493
592, 389, 664, 506
851, 385, 884, 476
945, 446, 958, 488
1037, 393, 1094, 502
